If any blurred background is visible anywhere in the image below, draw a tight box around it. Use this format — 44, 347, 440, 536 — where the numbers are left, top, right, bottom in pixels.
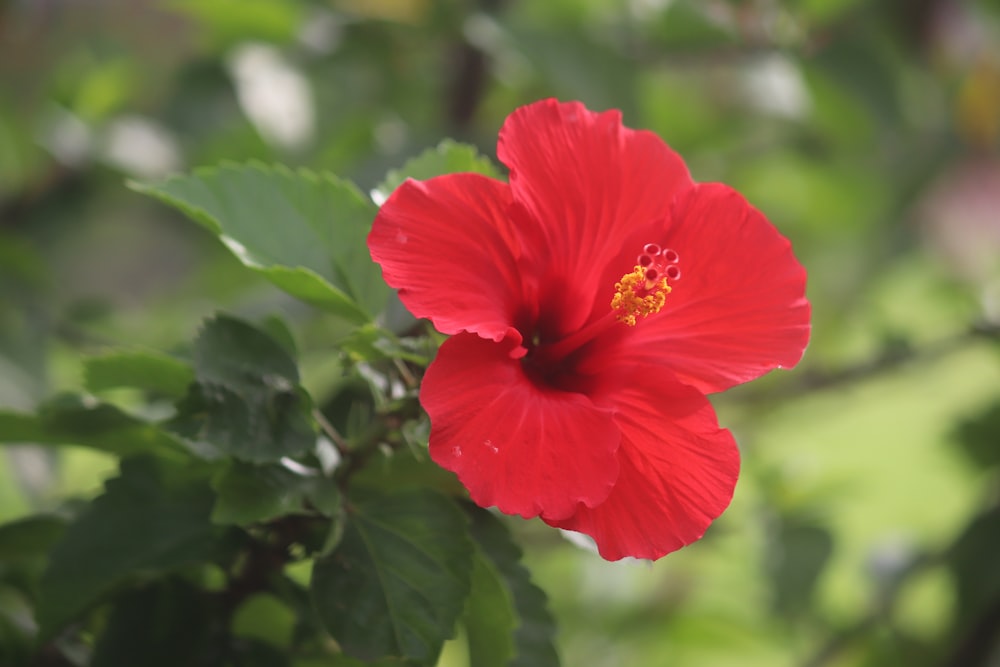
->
2, 0, 1000, 665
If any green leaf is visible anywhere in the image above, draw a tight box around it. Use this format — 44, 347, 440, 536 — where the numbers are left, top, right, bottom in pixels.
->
953, 400, 1000, 469
84, 349, 195, 398
0, 515, 67, 565
375, 139, 503, 201
167, 314, 316, 463
211, 461, 340, 525
350, 447, 465, 498
311, 490, 474, 665
0, 394, 190, 459
462, 550, 517, 667
232, 593, 296, 649
339, 324, 435, 366
130, 163, 387, 323
193, 313, 299, 390
948, 505, 1000, 627
165, 0, 303, 47
90, 579, 219, 667
764, 517, 834, 617
36, 457, 225, 637
465, 506, 560, 667
648, 0, 737, 49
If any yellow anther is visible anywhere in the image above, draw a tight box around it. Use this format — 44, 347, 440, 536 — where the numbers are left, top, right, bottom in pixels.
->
611, 266, 671, 326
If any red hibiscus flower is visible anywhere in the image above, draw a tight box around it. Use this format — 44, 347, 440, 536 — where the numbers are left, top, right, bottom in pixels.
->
368, 99, 810, 561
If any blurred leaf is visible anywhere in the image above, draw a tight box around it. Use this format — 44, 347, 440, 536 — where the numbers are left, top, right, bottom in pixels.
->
648, 0, 737, 49
36, 457, 224, 637
507, 27, 638, 117
0, 515, 67, 565
211, 461, 339, 525
84, 349, 195, 399
731, 151, 887, 235
375, 139, 503, 200
230, 640, 294, 667
0, 394, 190, 459
167, 314, 316, 463
947, 504, 1000, 628
232, 593, 296, 649
462, 551, 517, 667
953, 401, 1000, 470
130, 163, 386, 323
765, 518, 834, 617
165, 0, 303, 47
311, 490, 474, 665
466, 506, 560, 667
0, 586, 33, 666
90, 579, 219, 667
811, 28, 900, 126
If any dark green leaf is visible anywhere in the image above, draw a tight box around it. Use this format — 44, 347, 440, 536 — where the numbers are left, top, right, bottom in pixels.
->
0, 394, 190, 459
211, 461, 340, 525
167, 314, 316, 463
311, 490, 474, 665
953, 400, 1000, 469
765, 518, 834, 617
90, 579, 220, 667
350, 447, 465, 497
129, 163, 387, 322
947, 505, 1000, 628
375, 139, 503, 200
193, 313, 300, 390
36, 457, 225, 637
84, 349, 195, 398
466, 506, 560, 667
648, 0, 738, 49
0, 515, 67, 565
462, 551, 517, 667
0, 586, 34, 666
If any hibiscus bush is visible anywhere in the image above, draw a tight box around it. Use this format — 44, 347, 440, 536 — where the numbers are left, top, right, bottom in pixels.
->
3, 1, 1000, 666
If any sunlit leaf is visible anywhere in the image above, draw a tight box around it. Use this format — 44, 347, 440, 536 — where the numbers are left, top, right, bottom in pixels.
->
232, 593, 296, 649
130, 163, 387, 323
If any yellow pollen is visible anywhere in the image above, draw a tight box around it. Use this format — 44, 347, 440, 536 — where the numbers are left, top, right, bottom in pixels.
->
611, 265, 671, 326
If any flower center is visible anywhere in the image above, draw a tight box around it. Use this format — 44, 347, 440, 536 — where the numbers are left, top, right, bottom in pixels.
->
519, 244, 680, 377
611, 243, 679, 326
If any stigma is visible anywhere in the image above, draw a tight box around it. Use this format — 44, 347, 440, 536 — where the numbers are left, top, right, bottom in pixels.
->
611, 244, 679, 326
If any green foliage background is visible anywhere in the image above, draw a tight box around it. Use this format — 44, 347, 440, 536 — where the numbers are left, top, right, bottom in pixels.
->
2, 0, 1000, 665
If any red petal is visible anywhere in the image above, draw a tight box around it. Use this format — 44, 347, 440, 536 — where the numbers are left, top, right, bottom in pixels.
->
498, 99, 693, 335
629, 182, 810, 393
545, 371, 739, 561
423, 333, 620, 520
368, 174, 523, 342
